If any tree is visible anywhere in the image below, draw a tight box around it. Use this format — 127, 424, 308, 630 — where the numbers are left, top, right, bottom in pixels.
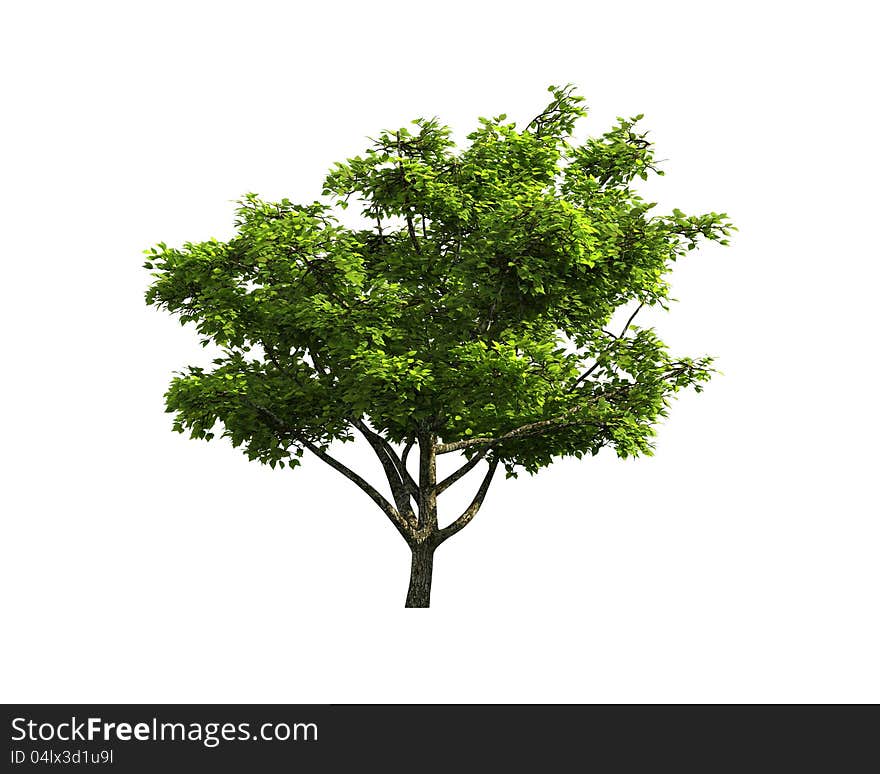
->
144, 85, 733, 607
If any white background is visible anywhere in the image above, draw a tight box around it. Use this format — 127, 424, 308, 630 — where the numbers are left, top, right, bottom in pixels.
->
1, 1, 877, 703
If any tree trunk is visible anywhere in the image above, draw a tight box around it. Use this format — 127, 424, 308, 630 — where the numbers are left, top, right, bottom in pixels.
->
405, 542, 435, 608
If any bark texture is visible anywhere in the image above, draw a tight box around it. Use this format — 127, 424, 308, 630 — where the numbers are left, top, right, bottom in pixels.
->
405, 541, 435, 608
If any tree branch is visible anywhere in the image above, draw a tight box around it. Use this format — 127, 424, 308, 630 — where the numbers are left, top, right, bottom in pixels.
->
435, 408, 584, 455
437, 458, 499, 543
435, 448, 488, 494
527, 95, 566, 135
568, 302, 643, 393
435, 383, 635, 456
353, 420, 418, 518
417, 431, 438, 530
298, 437, 411, 539
240, 397, 411, 539
401, 437, 415, 470
397, 131, 422, 255
614, 302, 644, 339
370, 424, 419, 496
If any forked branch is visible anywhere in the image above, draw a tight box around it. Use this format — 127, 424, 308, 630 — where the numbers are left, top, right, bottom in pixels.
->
437, 458, 499, 543
354, 419, 419, 499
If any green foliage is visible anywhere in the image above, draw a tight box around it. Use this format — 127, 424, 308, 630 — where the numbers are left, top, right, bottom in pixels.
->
145, 85, 733, 477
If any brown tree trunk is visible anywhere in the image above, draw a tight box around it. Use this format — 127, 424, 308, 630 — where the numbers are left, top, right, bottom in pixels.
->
405, 541, 435, 608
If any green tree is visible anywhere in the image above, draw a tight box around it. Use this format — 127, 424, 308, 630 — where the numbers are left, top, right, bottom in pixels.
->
144, 86, 733, 607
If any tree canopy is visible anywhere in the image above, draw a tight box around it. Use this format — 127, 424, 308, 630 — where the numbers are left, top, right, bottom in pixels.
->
144, 85, 733, 605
